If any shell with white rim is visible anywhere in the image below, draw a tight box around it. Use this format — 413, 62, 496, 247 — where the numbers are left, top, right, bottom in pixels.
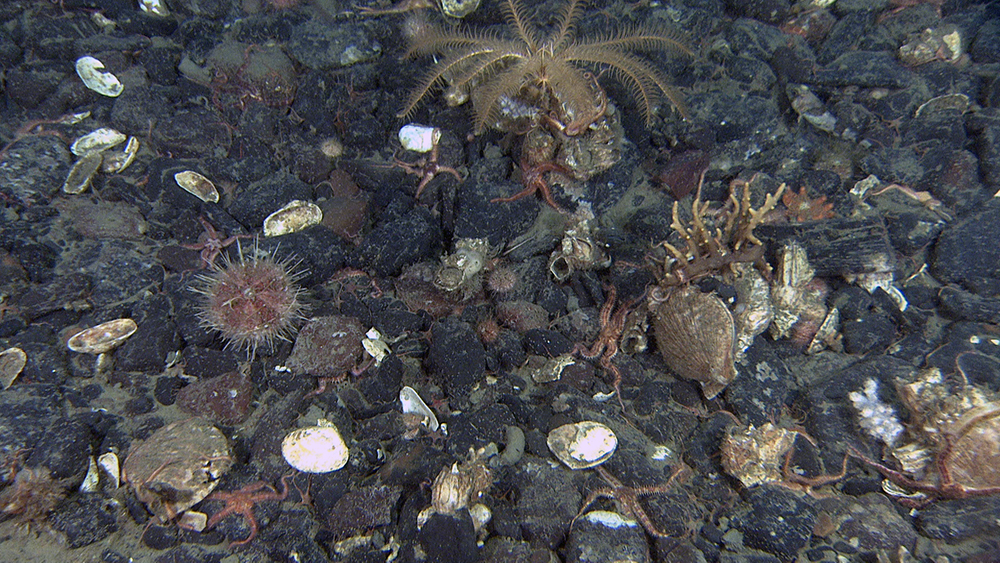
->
282, 420, 349, 473
547, 421, 617, 470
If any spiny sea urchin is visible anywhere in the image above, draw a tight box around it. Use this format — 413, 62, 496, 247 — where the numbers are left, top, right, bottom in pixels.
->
194, 242, 306, 357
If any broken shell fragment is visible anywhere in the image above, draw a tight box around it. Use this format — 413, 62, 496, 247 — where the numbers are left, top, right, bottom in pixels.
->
139, 0, 169, 16
0, 347, 27, 390
441, 0, 480, 18
363, 327, 392, 366
720, 422, 798, 488
547, 421, 617, 470
97, 451, 121, 490
75, 56, 124, 97
62, 151, 103, 194
400, 386, 439, 432
398, 124, 440, 153
174, 171, 219, 203
263, 200, 323, 237
70, 127, 126, 156
281, 423, 349, 473
80, 457, 100, 493
67, 318, 138, 354
102, 136, 139, 173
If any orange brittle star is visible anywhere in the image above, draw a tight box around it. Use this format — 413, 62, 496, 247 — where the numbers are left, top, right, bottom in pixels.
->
204, 474, 290, 548
492, 159, 572, 212
574, 285, 632, 409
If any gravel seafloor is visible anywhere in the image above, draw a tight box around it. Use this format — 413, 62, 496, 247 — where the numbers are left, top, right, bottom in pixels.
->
2, 0, 1000, 562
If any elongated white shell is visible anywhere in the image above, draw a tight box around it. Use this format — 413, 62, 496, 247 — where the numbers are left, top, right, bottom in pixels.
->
399, 386, 439, 432
0, 347, 26, 390
547, 421, 617, 470
62, 151, 103, 194
263, 200, 323, 237
71, 128, 126, 156
67, 318, 138, 354
75, 56, 124, 97
174, 171, 219, 203
398, 124, 440, 153
282, 425, 349, 473
80, 457, 101, 493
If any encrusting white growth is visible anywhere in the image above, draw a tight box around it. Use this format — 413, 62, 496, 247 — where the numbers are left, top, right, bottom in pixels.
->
849, 378, 904, 447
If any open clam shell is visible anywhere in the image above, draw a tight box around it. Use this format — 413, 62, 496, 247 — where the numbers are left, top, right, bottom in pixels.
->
547, 421, 617, 470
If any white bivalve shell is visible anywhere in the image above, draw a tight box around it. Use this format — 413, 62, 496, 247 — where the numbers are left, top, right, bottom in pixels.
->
282, 422, 349, 473
398, 124, 440, 153
263, 200, 323, 237
547, 421, 617, 470
75, 56, 124, 97
71, 128, 126, 156
67, 318, 138, 354
174, 171, 219, 203
0, 347, 27, 389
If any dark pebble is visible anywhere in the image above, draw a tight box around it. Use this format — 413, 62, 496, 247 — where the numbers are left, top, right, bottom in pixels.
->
730, 485, 817, 560
49, 493, 118, 548
564, 509, 650, 563
427, 317, 486, 401
932, 201, 1000, 296
418, 512, 479, 563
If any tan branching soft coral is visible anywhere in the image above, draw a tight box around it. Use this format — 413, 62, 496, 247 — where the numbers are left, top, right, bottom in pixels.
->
657, 179, 786, 286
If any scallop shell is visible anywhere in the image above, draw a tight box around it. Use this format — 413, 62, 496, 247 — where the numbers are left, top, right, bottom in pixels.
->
62, 151, 103, 194
75, 56, 124, 97
282, 424, 349, 473
263, 200, 323, 237
174, 170, 219, 203
651, 286, 736, 399
70, 128, 126, 156
67, 318, 138, 354
0, 347, 26, 390
547, 421, 617, 470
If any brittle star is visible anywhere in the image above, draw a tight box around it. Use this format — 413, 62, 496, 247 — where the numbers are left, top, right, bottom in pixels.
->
181, 216, 252, 268
572, 464, 690, 539
204, 474, 291, 548
392, 136, 463, 200
574, 285, 633, 410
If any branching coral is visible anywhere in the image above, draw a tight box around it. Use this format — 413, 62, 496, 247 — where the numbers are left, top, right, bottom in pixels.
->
657, 179, 785, 286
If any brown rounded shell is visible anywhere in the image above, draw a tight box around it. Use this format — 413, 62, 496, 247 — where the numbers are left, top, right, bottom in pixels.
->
122, 418, 232, 522
286, 315, 367, 379
651, 286, 736, 399
943, 405, 1000, 490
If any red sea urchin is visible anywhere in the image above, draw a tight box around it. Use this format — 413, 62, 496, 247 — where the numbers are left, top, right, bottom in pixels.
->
194, 242, 306, 357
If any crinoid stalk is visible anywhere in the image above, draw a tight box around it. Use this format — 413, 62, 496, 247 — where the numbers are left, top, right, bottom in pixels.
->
194, 241, 307, 357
